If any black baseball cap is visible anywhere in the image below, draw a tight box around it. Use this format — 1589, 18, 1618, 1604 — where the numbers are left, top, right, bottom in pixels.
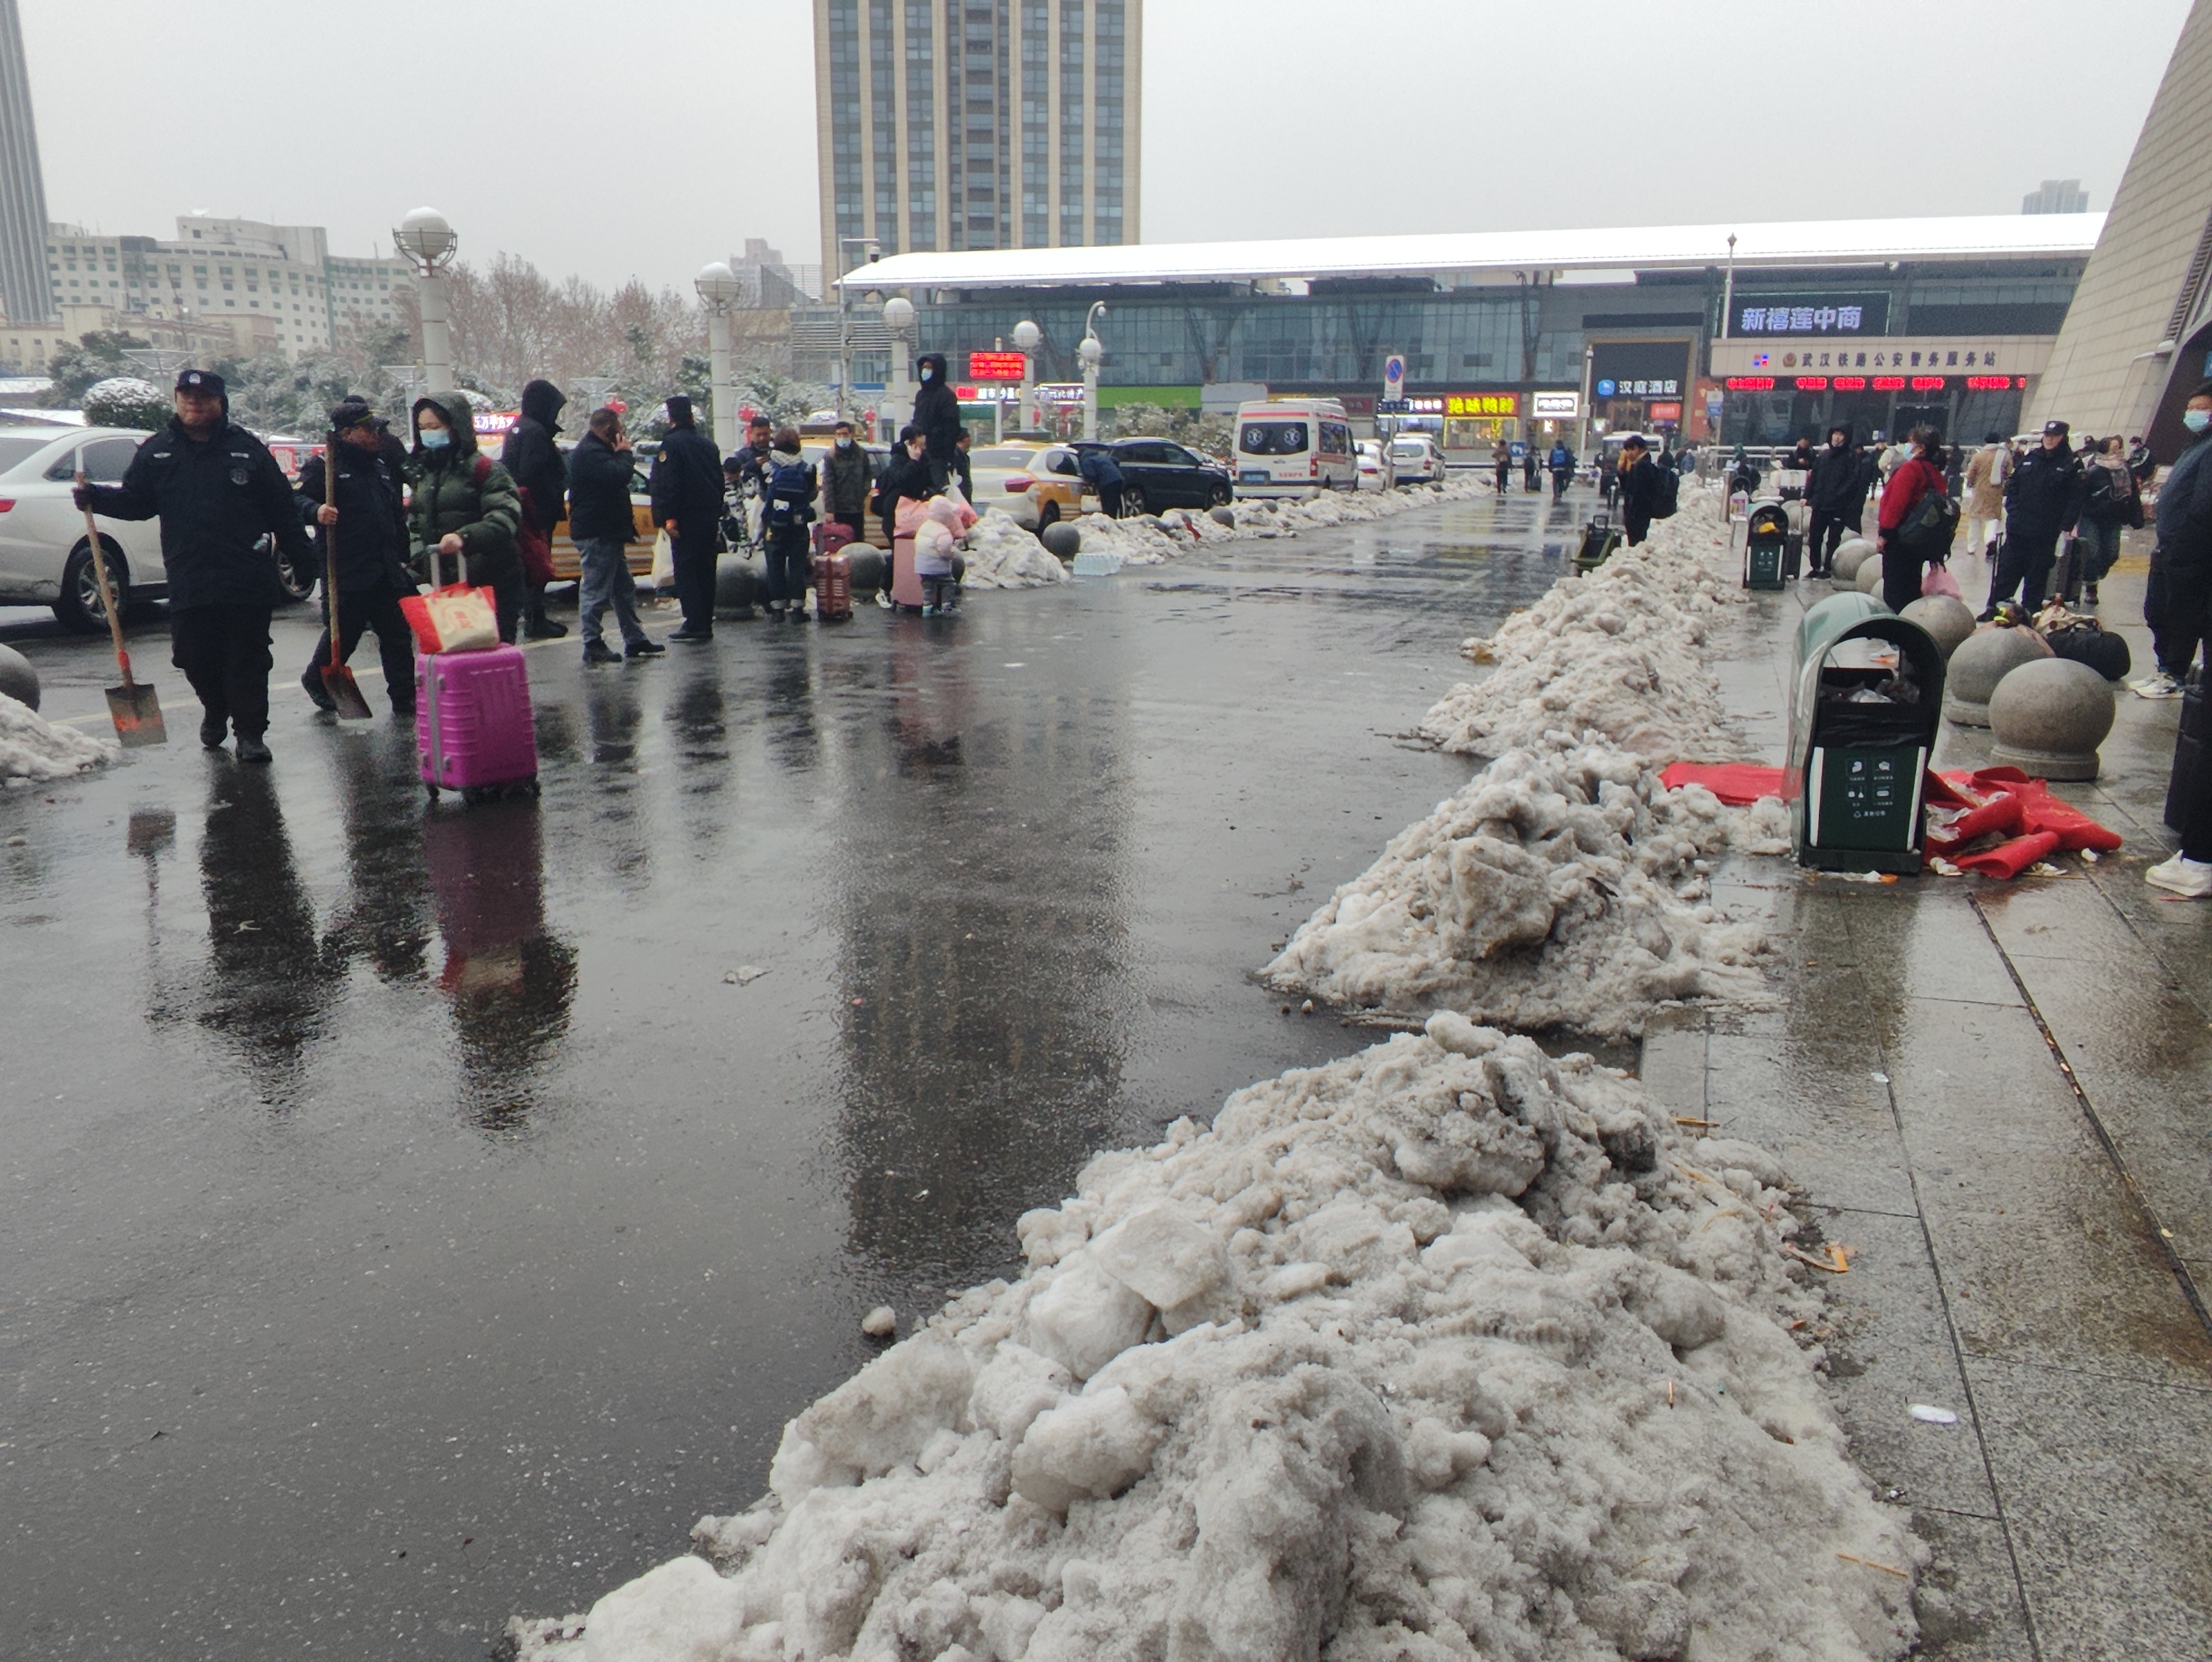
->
2042, 419, 2069, 437
175, 368, 225, 395
328, 397, 384, 431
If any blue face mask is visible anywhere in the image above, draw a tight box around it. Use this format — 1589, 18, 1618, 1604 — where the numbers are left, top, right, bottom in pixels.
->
2186, 408, 2212, 434
919, 366, 933, 381
420, 426, 450, 449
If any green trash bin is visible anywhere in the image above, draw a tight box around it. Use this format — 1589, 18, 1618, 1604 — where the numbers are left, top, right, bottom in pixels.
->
1784, 613, 1946, 875
1742, 502, 1788, 591
1794, 590, 1890, 670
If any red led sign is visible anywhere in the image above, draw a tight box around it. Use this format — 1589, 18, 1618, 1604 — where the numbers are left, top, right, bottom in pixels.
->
1910, 376, 1946, 393
967, 351, 1026, 380
1964, 375, 2010, 391
1871, 376, 1907, 392
1830, 376, 1866, 391
1794, 376, 1829, 391
1724, 376, 1775, 391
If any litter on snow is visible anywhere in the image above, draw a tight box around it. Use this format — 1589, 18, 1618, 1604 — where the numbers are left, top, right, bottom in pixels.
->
509, 1015, 1923, 1662
863, 1307, 898, 1339
1, 692, 119, 784
1908, 1405, 1959, 1426
725, 966, 771, 986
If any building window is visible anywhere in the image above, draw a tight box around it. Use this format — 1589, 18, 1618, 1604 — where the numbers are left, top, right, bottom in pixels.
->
1059, 0, 1085, 246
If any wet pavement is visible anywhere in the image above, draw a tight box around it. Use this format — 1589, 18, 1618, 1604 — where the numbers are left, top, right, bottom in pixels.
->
1, 488, 1596, 1659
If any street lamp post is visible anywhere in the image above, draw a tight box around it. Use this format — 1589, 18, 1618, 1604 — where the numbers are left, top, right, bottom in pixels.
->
1577, 343, 1595, 461
1013, 318, 1041, 432
695, 261, 742, 454
882, 296, 915, 445
1079, 302, 1107, 442
835, 237, 881, 424
392, 207, 459, 395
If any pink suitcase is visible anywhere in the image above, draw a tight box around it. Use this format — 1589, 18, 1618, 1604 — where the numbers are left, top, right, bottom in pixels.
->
416, 644, 539, 801
891, 536, 925, 609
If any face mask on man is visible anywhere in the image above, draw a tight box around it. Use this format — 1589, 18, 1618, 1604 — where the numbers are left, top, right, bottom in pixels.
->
2185, 408, 2212, 434
836, 436, 853, 449
919, 366, 933, 381
420, 426, 450, 450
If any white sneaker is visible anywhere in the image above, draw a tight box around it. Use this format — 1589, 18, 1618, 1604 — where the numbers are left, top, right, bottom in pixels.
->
2131, 672, 2184, 699
2145, 852, 2212, 897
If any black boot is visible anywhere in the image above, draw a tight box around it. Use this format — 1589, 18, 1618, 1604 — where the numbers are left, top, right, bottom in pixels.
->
301, 665, 337, 712
524, 587, 569, 640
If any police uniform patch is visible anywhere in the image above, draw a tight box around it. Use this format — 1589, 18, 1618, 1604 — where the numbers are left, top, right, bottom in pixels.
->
230, 466, 250, 485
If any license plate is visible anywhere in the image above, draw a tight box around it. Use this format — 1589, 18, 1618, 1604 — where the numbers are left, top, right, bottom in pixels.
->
1239, 470, 1269, 484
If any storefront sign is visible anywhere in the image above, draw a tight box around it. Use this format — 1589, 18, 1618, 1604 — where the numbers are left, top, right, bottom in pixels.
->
1713, 338, 2050, 378
1591, 341, 1691, 401
967, 351, 1026, 380
1530, 390, 1579, 418
1595, 377, 1681, 399
1032, 382, 1085, 405
1723, 376, 1775, 392
1446, 392, 1517, 416
955, 384, 1022, 402
1648, 402, 1682, 422
1732, 294, 1890, 336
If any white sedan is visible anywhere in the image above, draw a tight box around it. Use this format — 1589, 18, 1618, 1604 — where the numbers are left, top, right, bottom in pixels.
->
1356, 439, 1397, 491
0, 420, 316, 630
1389, 434, 1448, 487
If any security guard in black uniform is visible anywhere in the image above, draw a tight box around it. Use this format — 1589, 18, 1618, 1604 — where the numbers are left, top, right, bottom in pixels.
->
75, 368, 315, 762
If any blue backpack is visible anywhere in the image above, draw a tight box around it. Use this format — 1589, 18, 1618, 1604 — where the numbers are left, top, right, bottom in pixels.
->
763, 457, 815, 527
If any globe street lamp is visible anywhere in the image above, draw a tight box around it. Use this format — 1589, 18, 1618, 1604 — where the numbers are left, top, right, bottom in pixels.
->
1013, 318, 1041, 432
1078, 302, 1107, 442
695, 261, 742, 453
392, 207, 459, 395
882, 295, 916, 445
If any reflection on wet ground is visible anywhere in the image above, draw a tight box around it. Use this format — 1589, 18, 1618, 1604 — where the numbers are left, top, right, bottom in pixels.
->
1, 492, 1577, 1659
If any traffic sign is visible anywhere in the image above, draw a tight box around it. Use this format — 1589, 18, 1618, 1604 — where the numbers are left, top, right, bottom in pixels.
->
1382, 353, 1406, 401
1375, 399, 1412, 414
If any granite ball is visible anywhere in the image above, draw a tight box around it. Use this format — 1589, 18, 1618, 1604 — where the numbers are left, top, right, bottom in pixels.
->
715, 554, 765, 616
1987, 656, 2116, 781
1943, 625, 2054, 727
0, 641, 38, 710
1831, 540, 1875, 583
1856, 556, 1885, 594
1041, 522, 1082, 559
1209, 505, 1237, 527
1899, 594, 1977, 660
844, 544, 887, 593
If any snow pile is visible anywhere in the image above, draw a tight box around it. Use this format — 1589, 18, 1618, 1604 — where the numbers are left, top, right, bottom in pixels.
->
1, 693, 118, 784
1059, 478, 1493, 568
508, 1016, 1921, 1662
1264, 743, 1777, 1039
1416, 536, 1746, 765
961, 510, 1073, 590
1063, 511, 1190, 567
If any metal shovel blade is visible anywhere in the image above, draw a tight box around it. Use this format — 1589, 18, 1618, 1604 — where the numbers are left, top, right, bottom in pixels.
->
321, 663, 374, 720
104, 679, 168, 747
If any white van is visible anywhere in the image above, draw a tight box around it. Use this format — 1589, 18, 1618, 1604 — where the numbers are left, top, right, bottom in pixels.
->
1234, 399, 1356, 496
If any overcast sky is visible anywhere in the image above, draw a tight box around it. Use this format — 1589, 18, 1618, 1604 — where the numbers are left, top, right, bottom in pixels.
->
20, 0, 2192, 293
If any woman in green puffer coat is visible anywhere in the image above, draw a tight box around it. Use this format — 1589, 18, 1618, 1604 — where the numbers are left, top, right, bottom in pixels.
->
409, 391, 525, 642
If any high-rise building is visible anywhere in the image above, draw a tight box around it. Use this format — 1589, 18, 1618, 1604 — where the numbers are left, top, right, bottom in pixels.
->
2029, 0, 2212, 449
2022, 179, 2091, 215
0, 0, 55, 326
813, 0, 1140, 272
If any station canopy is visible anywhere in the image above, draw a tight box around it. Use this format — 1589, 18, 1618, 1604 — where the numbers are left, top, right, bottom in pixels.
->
839, 213, 2105, 292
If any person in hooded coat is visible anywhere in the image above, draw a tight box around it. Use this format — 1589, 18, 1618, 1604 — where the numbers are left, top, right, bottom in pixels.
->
501, 378, 570, 638
74, 368, 315, 762
910, 351, 964, 490
649, 394, 728, 641
409, 392, 525, 643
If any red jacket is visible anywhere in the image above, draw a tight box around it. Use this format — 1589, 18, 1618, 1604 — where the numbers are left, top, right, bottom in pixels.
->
1878, 457, 1946, 534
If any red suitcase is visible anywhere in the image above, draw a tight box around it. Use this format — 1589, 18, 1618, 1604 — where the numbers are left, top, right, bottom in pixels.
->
416, 644, 540, 802
812, 551, 853, 621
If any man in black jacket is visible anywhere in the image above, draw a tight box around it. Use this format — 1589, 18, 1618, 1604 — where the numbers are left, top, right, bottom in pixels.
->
74, 368, 314, 763
649, 394, 726, 642
501, 378, 570, 639
1804, 426, 1861, 576
911, 351, 963, 490
296, 399, 417, 718
1988, 420, 2084, 617
821, 418, 875, 538
1617, 436, 1662, 545
569, 407, 664, 664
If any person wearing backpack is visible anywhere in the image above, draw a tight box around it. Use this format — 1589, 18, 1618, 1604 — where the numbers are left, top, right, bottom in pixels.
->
569, 406, 665, 664
2072, 435, 2143, 606
1492, 437, 1511, 494
1987, 420, 2083, 618
759, 426, 818, 621
409, 392, 525, 644
1875, 426, 1955, 614
1617, 436, 1664, 545
1547, 440, 1573, 499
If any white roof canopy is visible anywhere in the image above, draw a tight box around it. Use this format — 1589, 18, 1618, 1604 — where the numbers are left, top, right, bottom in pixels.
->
838, 214, 2105, 292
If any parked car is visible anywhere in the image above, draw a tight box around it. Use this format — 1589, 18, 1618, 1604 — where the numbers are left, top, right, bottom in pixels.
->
1000, 445, 1095, 529
1389, 433, 1448, 488
0, 420, 316, 630
1356, 439, 1397, 492
963, 442, 1053, 525
1073, 437, 1235, 515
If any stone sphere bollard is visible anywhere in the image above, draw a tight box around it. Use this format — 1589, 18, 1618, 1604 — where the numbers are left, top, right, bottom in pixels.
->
1832, 540, 1875, 583
714, 553, 765, 616
1856, 556, 1885, 594
0, 641, 39, 710
1209, 504, 1237, 527
1943, 625, 2054, 726
1987, 656, 2116, 781
845, 544, 886, 594
1041, 521, 1082, 559
1899, 594, 1977, 660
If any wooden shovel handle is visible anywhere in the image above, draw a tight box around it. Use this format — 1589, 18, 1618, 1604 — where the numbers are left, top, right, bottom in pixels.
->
76, 473, 134, 686
324, 438, 343, 670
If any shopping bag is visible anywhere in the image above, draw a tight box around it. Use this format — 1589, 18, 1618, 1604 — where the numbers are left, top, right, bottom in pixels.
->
648, 528, 674, 592
422, 585, 498, 652
1922, 561, 1962, 600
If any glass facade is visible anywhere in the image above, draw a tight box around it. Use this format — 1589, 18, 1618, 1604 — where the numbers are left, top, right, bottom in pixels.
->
1093, 0, 1124, 246
903, 0, 937, 250
1020, 0, 1049, 247
1057, 0, 1084, 247
828, 1, 864, 249
869, 0, 898, 252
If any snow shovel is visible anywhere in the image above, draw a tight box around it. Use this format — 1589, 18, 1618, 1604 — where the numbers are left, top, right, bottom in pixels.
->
316, 448, 372, 720
75, 474, 166, 747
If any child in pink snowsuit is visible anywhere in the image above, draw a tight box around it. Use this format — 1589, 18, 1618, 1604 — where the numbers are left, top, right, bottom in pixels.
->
913, 490, 975, 615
